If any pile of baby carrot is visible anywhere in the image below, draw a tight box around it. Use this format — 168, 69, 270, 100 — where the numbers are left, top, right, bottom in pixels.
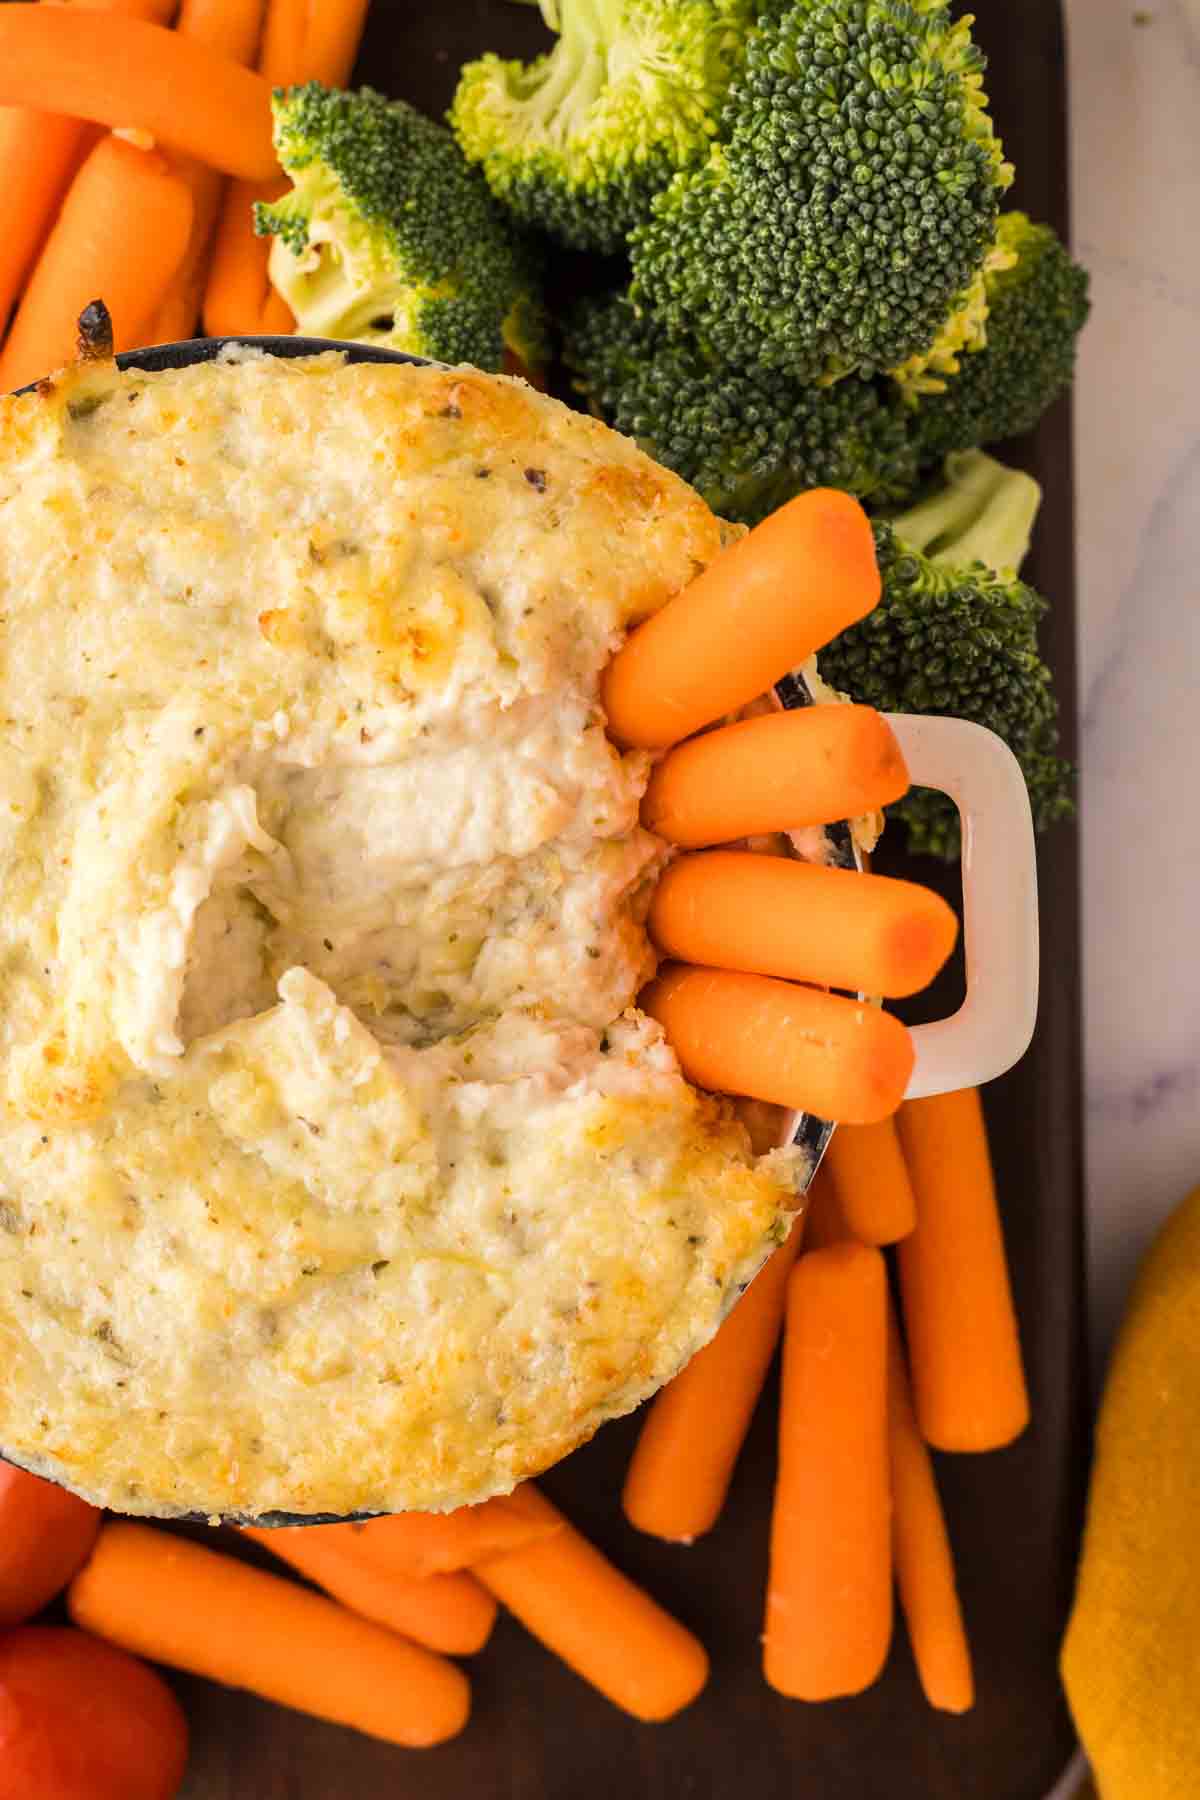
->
0, 0, 367, 392
606, 487, 959, 1125
0, 1458, 713, 1796
626, 1084, 1029, 1713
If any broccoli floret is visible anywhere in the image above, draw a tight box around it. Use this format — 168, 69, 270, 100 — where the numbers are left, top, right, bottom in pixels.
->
629, 0, 1012, 383
819, 450, 1074, 859
255, 83, 546, 372
449, 0, 758, 254
904, 212, 1091, 458
564, 291, 920, 522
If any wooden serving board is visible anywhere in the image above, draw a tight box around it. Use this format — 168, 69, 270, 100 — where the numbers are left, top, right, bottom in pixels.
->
178, 3, 1088, 1793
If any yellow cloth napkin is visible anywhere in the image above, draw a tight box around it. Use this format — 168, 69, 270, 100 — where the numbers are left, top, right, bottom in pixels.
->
1062, 1184, 1200, 1798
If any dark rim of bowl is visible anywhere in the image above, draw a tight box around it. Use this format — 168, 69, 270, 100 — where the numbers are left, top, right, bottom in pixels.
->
3, 334, 851, 1524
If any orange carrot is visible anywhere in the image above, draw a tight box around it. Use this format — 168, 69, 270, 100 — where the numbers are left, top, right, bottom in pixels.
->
895, 1088, 1030, 1451
886, 1302, 974, 1713
649, 851, 958, 1001
203, 177, 289, 335
0, 135, 191, 391
822, 1115, 918, 1245
204, 0, 368, 335
603, 489, 881, 750
144, 0, 266, 343
68, 1522, 470, 1749
763, 1243, 892, 1699
474, 1486, 708, 1720
642, 963, 914, 1126
240, 1525, 497, 1655
799, 1161, 853, 1250
0, 0, 179, 335
286, 1487, 565, 1582
642, 705, 909, 848
623, 1220, 802, 1543
303, 0, 370, 87
0, 9, 277, 180
0, 1463, 101, 1628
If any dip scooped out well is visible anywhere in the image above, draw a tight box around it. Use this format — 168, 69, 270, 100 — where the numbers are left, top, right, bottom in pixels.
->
0, 348, 801, 1519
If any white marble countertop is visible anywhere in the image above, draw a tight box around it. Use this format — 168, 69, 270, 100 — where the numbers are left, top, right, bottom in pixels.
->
1064, 0, 1200, 1369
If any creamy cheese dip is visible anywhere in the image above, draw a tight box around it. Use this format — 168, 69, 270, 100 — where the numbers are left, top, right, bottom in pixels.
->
0, 350, 801, 1518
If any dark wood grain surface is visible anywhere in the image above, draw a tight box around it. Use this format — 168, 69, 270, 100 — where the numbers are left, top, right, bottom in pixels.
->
178, 3, 1088, 1793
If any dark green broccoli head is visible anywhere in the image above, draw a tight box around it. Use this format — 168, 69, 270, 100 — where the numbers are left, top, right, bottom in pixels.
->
629, 0, 1012, 383
906, 212, 1091, 460
255, 83, 546, 372
564, 290, 920, 522
819, 450, 1074, 858
449, 0, 759, 255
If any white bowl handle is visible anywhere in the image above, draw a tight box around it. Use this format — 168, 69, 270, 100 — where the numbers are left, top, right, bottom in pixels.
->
884, 714, 1039, 1097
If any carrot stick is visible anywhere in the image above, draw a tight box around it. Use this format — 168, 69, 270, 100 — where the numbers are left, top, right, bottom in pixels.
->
0, 8, 277, 180
642, 963, 914, 1126
822, 1115, 918, 1245
203, 177, 289, 335
642, 705, 909, 848
474, 1486, 708, 1721
282, 1487, 565, 1581
203, 0, 368, 335
303, 0, 370, 87
0, 0, 179, 334
240, 1526, 497, 1656
175, 0, 263, 59
68, 1522, 470, 1748
800, 1162, 853, 1250
763, 1243, 892, 1699
895, 1088, 1030, 1451
603, 489, 881, 750
623, 1221, 802, 1543
145, 0, 265, 344
649, 851, 958, 1001
0, 135, 192, 391
886, 1301, 974, 1713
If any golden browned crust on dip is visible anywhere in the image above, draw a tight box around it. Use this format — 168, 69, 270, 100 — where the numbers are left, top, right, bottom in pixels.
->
0, 350, 800, 1518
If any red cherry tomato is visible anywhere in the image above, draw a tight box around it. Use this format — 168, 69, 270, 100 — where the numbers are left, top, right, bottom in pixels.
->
0, 1626, 188, 1800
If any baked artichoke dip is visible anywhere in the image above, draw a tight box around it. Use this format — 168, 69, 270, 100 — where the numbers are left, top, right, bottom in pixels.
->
0, 348, 801, 1519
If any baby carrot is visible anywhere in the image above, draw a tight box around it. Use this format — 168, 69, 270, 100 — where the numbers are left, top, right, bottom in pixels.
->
68, 1522, 470, 1749
799, 1162, 854, 1250
291, 1487, 564, 1581
303, 0, 370, 87
642, 964, 914, 1126
623, 1221, 802, 1543
240, 1526, 496, 1656
764, 1243, 892, 1699
474, 1486, 708, 1721
887, 1302, 974, 1713
895, 1088, 1030, 1451
648, 851, 958, 1001
0, 8, 277, 181
204, 0, 368, 334
642, 705, 909, 848
145, 0, 266, 343
0, 135, 192, 392
0, 0, 179, 334
822, 1116, 918, 1245
603, 489, 881, 750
